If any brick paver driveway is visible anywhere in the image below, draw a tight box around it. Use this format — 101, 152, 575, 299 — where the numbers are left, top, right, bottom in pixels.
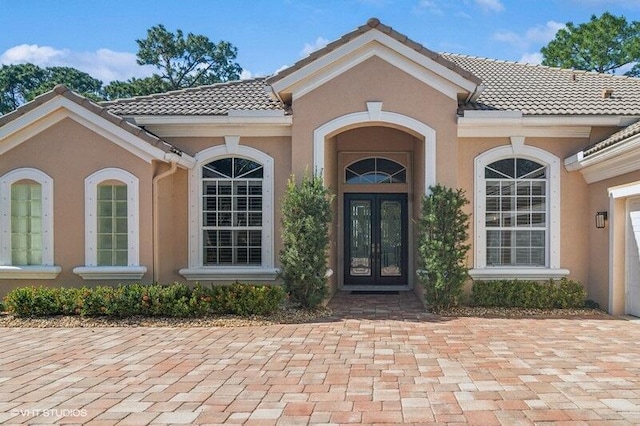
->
1, 292, 640, 425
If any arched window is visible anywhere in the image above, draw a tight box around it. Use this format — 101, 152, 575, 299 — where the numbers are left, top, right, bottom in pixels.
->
74, 168, 146, 280
181, 143, 277, 281
0, 168, 60, 278
202, 157, 264, 266
484, 158, 547, 266
471, 145, 567, 280
345, 157, 406, 184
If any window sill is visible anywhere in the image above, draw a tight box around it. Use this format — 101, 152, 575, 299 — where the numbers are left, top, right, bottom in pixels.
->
179, 267, 280, 281
469, 268, 570, 281
0, 265, 62, 279
73, 266, 147, 280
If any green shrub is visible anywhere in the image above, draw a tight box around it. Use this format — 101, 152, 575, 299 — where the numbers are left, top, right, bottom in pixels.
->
4, 282, 285, 318
471, 278, 586, 309
418, 185, 470, 310
208, 283, 285, 315
280, 173, 333, 308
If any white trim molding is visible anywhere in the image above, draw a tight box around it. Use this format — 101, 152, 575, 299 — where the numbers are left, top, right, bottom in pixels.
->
73, 266, 147, 280
0, 97, 168, 163
0, 168, 60, 279
471, 144, 566, 280
179, 142, 276, 281
271, 29, 478, 102
313, 103, 437, 194
607, 181, 640, 314
565, 132, 640, 183
459, 111, 635, 139
74, 168, 144, 280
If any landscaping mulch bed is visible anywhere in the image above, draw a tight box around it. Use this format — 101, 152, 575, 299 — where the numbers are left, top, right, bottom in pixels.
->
0, 306, 334, 328
0, 305, 613, 328
438, 306, 611, 319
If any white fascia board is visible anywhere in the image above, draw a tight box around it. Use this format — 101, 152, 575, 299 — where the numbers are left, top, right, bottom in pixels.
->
457, 114, 634, 138
272, 30, 477, 98
0, 97, 168, 163
139, 124, 292, 138
228, 109, 285, 117
164, 152, 196, 169
132, 115, 292, 126
570, 133, 640, 183
290, 44, 465, 101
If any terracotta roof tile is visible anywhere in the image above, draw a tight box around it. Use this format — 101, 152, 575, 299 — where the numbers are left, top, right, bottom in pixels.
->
267, 18, 482, 87
583, 120, 640, 157
0, 85, 176, 154
102, 78, 285, 116
442, 53, 640, 116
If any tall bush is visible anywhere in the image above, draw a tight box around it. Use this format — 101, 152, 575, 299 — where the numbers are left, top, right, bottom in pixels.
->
418, 185, 470, 310
280, 173, 333, 308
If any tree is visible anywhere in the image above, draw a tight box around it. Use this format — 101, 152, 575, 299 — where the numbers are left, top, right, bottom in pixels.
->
280, 173, 333, 308
105, 24, 243, 99
0, 63, 45, 114
417, 185, 470, 311
541, 12, 640, 76
104, 75, 171, 99
30, 66, 104, 101
0, 64, 103, 114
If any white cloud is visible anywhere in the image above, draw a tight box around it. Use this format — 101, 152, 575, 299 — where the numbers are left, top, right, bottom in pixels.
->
415, 0, 444, 15
0, 44, 154, 83
474, 0, 504, 13
524, 21, 565, 43
300, 37, 329, 57
519, 52, 543, 64
493, 21, 565, 49
240, 69, 254, 80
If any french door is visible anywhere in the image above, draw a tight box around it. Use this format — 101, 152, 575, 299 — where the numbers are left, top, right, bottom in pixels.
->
344, 193, 408, 286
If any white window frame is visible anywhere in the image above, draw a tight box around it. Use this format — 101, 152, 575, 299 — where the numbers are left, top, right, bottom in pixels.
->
179, 142, 278, 281
73, 168, 146, 280
470, 144, 568, 280
0, 168, 61, 279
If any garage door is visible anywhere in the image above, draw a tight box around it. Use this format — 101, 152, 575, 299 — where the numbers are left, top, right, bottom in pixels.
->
626, 198, 640, 317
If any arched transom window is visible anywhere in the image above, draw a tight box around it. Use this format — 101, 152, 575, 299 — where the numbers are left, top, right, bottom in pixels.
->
202, 157, 264, 266
345, 157, 406, 184
485, 158, 547, 267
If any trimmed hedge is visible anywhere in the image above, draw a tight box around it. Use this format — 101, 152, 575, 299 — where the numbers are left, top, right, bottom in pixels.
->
470, 278, 587, 309
3, 283, 285, 318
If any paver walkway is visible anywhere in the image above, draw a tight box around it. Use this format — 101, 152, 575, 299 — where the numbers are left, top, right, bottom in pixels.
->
1, 291, 640, 425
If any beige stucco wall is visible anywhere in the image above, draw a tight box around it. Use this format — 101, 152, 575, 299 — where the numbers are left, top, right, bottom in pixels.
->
291, 56, 459, 296
0, 117, 154, 293
157, 135, 292, 283
458, 136, 592, 294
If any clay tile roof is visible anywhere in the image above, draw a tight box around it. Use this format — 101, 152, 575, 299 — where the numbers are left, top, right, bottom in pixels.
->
0, 84, 176, 154
442, 53, 640, 116
102, 78, 285, 116
583, 120, 640, 157
267, 18, 481, 87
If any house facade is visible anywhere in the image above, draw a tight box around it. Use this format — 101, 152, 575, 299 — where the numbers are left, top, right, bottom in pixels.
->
2, 18, 640, 315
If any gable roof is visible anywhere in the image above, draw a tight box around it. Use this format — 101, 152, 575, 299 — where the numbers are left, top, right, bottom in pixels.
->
0, 85, 195, 167
444, 53, 640, 116
102, 78, 285, 116
0, 84, 175, 154
267, 18, 481, 88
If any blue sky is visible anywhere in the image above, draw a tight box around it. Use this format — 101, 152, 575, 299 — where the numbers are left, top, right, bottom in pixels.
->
2, 0, 640, 83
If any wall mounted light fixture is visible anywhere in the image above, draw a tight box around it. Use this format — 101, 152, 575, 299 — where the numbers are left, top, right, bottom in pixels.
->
596, 211, 608, 229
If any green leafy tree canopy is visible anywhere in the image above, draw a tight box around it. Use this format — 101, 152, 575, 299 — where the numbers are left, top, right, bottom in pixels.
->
541, 12, 640, 76
105, 24, 242, 99
0, 64, 103, 115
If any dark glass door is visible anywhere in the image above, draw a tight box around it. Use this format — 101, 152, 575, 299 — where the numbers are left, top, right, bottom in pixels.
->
344, 193, 408, 286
